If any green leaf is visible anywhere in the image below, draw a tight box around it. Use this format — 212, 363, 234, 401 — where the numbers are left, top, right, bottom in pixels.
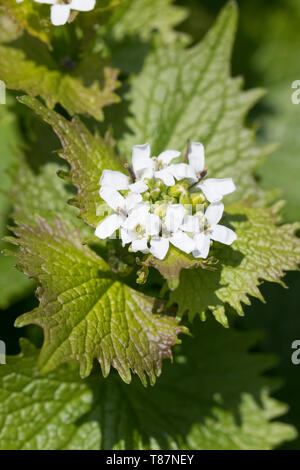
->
0, 13, 20, 43
119, 2, 272, 203
141, 246, 216, 291
11, 217, 185, 385
0, 105, 17, 238
0, 44, 120, 121
0, 256, 33, 310
108, 0, 189, 43
0, 103, 33, 309
1, 0, 51, 45
169, 202, 300, 327
10, 160, 92, 240
18, 96, 124, 228
0, 340, 99, 450
0, 323, 296, 450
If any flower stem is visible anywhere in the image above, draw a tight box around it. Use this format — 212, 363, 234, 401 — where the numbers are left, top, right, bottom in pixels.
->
124, 163, 136, 182
189, 169, 208, 189
183, 138, 191, 162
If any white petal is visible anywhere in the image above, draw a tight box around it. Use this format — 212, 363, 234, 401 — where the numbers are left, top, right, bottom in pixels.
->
157, 150, 180, 165
150, 238, 169, 260
180, 215, 200, 233
188, 142, 205, 174
50, 5, 71, 25
210, 225, 237, 245
100, 169, 129, 190
35, 0, 56, 4
196, 180, 219, 202
131, 238, 149, 253
193, 233, 211, 259
70, 0, 96, 11
198, 178, 236, 203
165, 204, 185, 232
132, 143, 154, 178
123, 216, 139, 232
120, 228, 137, 246
145, 214, 161, 236
125, 193, 143, 212
154, 169, 175, 186
170, 232, 194, 254
129, 181, 148, 193
100, 187, 125, 211
217, 178, 236, 196
139, 167, 155, 180
205, 202, 224, 226
168, 163, 197, 182
130, 203, 150, 220
123, 204, 150, 231
95, 214, 123, 239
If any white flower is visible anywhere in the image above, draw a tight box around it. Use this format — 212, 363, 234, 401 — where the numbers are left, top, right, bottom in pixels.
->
121, 204, 161, 253
100, 169, 129, 191
188, 142, 236, 202
131, 143, 155, 180
34, 0, 96, 26
95, 188, 143, 239
150, 204, 195, 260
132, 143, 196, 186
95, 141, 237, 262
100, 169, 147, 194
192, 202, 237, 259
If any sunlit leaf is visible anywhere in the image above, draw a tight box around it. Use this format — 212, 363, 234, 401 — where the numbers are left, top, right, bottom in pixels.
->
0, 325, 296, 450
11, 218, 186, 384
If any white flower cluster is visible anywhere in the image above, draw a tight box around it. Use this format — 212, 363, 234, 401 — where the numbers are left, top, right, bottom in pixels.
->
16, 0, 96, 26
95, 143, 237, 261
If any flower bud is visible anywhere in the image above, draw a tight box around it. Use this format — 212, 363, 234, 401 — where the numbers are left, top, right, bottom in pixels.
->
153, 201, 168, 218
168, 182, 189, 198
143, 191, 151, 201
144, 178, 154, 190
150, 187, 161, 201
191, 192, 206, 209
155, 180, 165, 190
179, 193, 191, 205
136, 266, 149, 285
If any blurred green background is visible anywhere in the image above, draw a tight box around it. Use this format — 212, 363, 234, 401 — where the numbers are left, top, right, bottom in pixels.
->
0, 0, 299, 449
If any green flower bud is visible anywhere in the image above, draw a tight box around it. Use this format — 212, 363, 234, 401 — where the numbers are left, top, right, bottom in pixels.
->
144, 178, 154, 190
150, 187, 161, 201
179, 193, 191, 205
143, 191, 151, 201
162, 194, 177, 204
155, 179, 165, 191
168, 186, 180, 198
136, 266, 149, 285
153, 201, 168, 218
191, 192, 206, 209
168, 183, 187, 198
